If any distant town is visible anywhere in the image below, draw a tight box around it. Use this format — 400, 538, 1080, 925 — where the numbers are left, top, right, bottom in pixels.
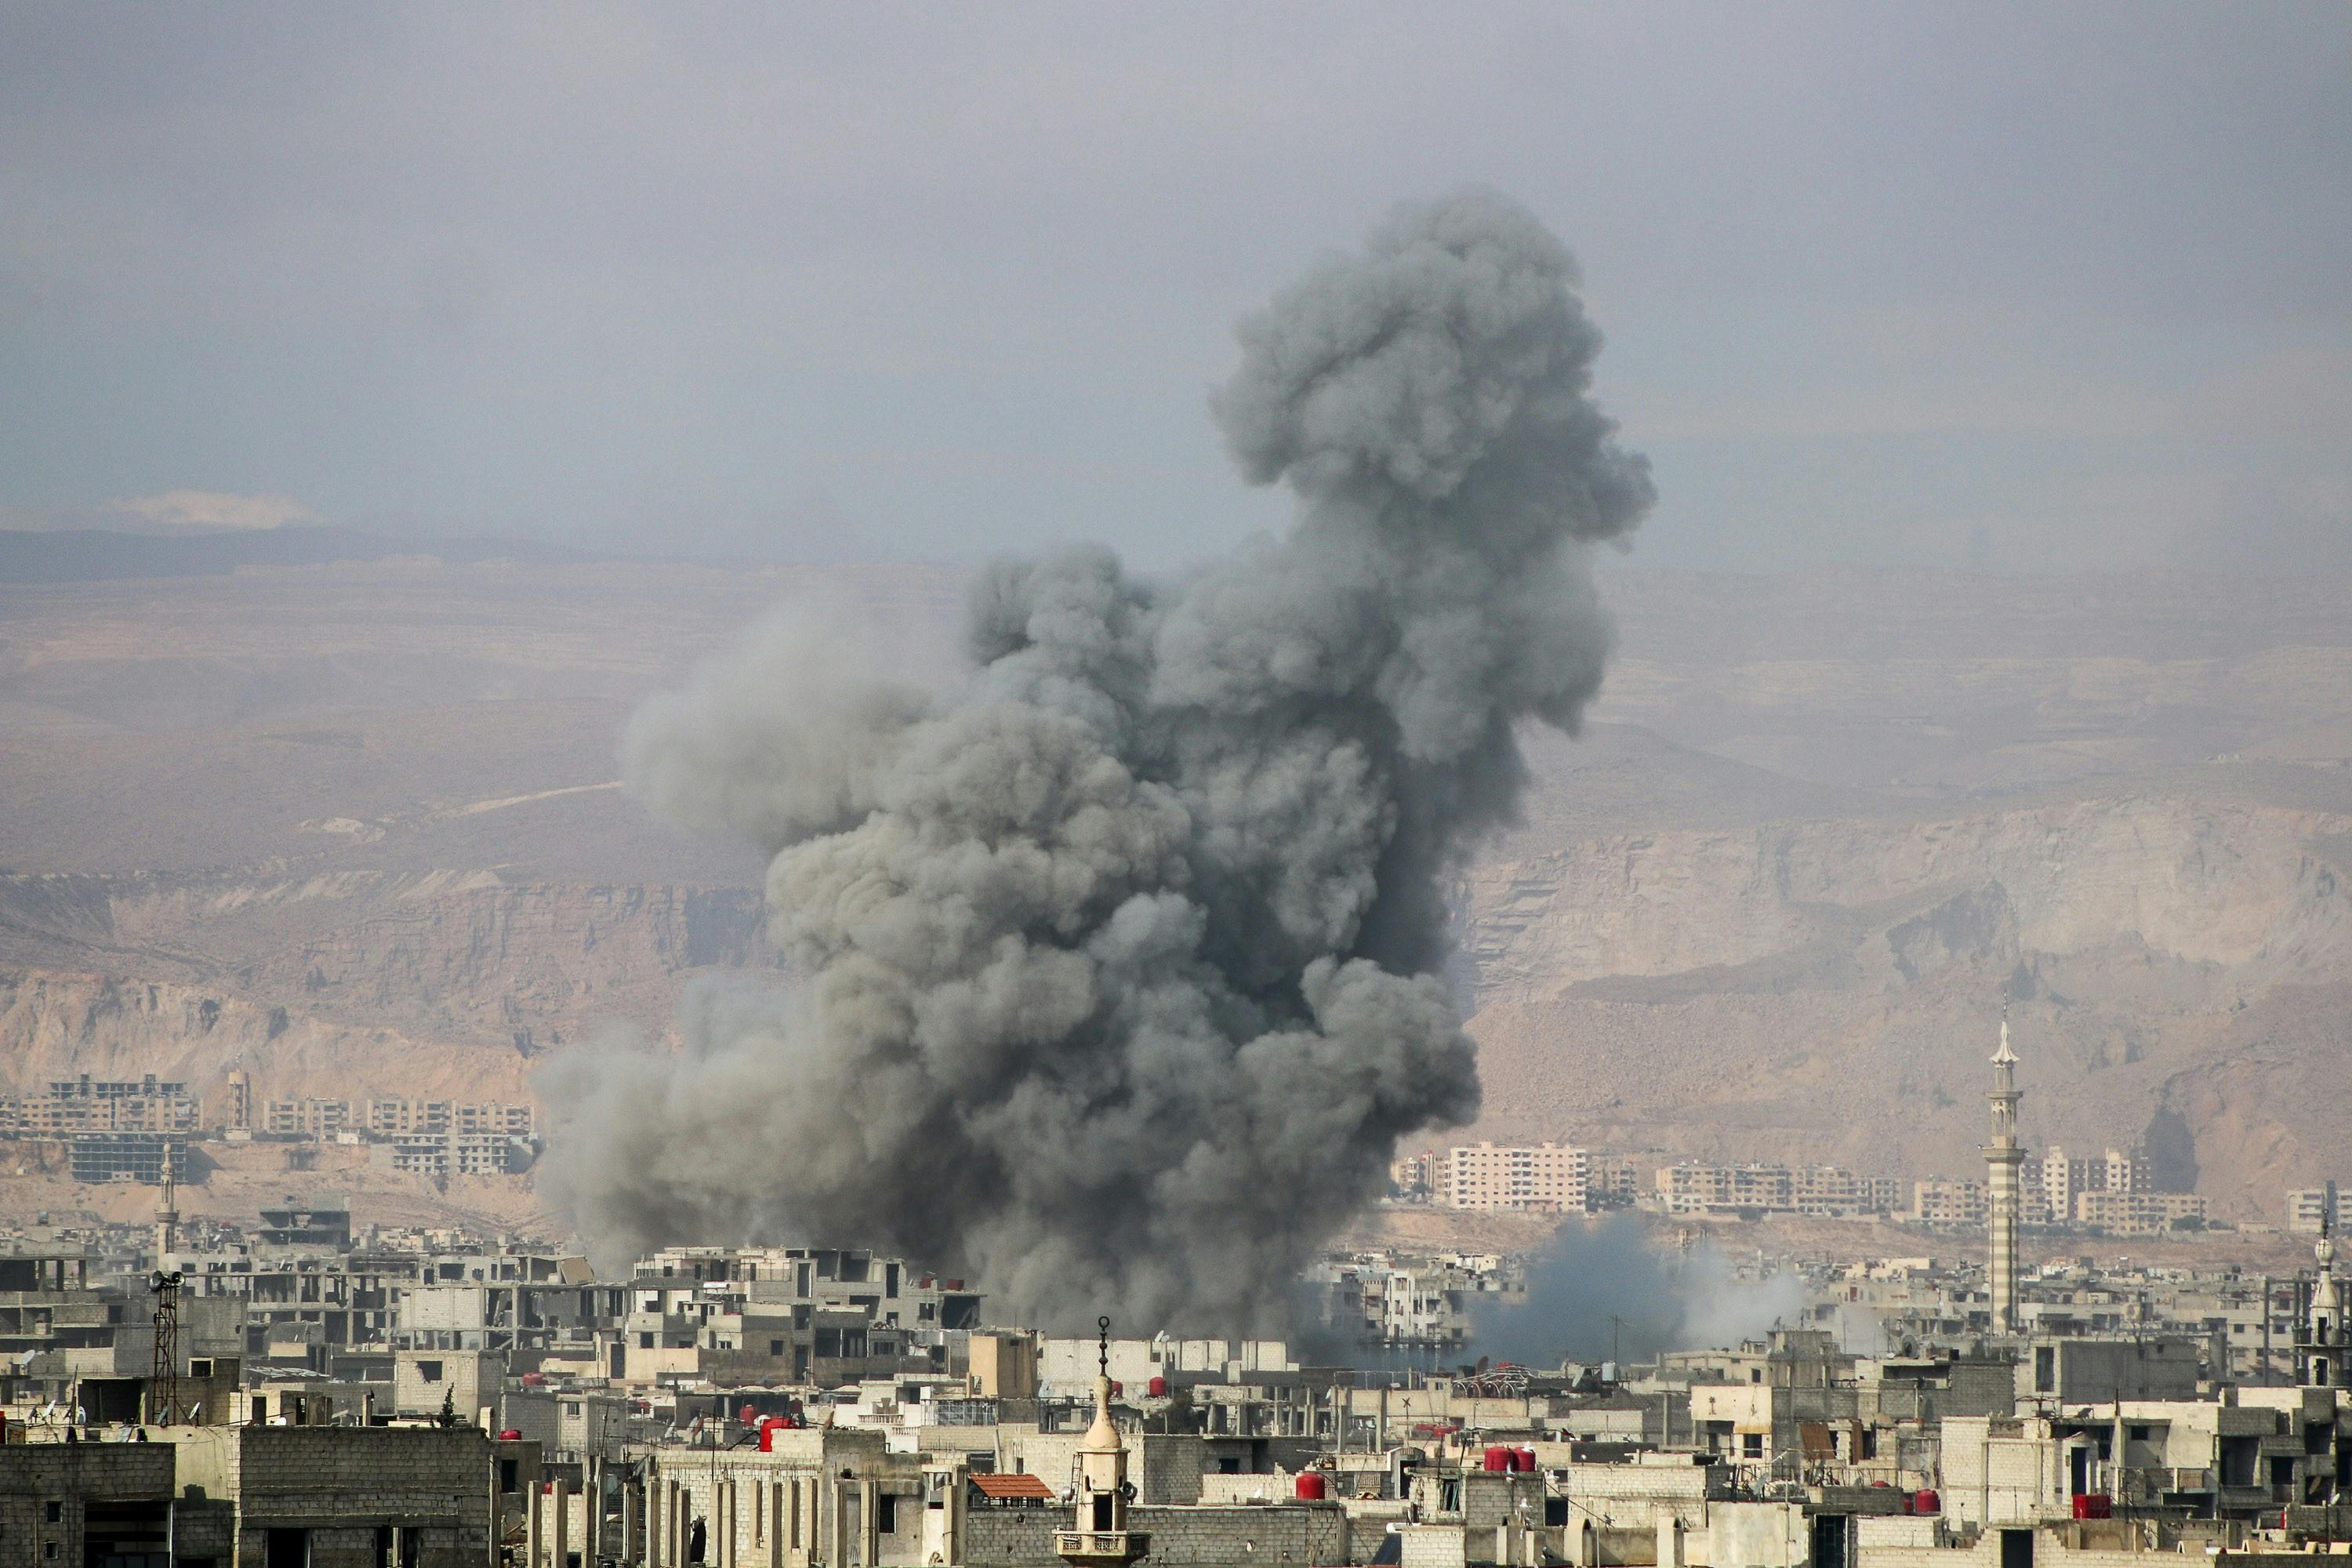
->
16, 1067, 2352, 1243
0, 1073, 536, 1185
5, 1026, 2352, 1568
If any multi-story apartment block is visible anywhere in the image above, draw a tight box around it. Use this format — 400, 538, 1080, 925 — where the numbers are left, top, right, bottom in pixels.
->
1306, 1250, 1519, 1350
1437, 1142, 1588, 1211
367, 1098, 536, 1139
68, 1131, 187, 1184
2073, 1189, 2207, 1236
1657, 1160, 1732, 1214
1388, 1149, 1433, 1198
1659, 1161, 1898, 1218
2038, 1144, 2159, 1225
264, 1098, 354, 1139
2, 1075, 201, 1136
2286, 1184, 2352, 1234
1588, 1154, 1642, 1207
1913, 1177, 1988, 1226
376, 1130, 529, 1179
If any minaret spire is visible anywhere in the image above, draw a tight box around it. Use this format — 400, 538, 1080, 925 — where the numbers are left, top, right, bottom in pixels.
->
2305, 1207, 2343, 1386
1058, 1316, 1147, 1566
1984, 1006, 2025, 1333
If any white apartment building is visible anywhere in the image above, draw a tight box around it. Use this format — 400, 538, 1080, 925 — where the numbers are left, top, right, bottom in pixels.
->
1438, 1142, 1588, 1211
2038, 1144, 2156, 1224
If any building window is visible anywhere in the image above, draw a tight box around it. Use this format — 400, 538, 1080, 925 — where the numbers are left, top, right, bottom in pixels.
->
1743, 1433, 1764, 1459
45, 1502, 63, 1523
417, 1360, 443, 1383
877, 1495, 898, 1534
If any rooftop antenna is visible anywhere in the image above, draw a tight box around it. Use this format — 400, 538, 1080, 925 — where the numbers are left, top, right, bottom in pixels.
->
148, 1269, 183, 1425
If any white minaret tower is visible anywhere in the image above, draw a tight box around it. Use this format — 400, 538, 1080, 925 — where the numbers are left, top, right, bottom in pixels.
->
2303, 1215, 2345, 1387
1057, 1317, 1148, 1567
1984, 1016, 2025, 1333
154, 1169, 179, 1265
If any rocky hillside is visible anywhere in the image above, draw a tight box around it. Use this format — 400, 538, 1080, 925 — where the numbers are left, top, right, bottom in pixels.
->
3, 555, 2350, 1228
0, 869, 767, 1107
1450, 568, 2352, 1221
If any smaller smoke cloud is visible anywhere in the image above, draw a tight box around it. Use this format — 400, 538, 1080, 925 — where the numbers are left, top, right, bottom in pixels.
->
1470, 1218, 1804, 1366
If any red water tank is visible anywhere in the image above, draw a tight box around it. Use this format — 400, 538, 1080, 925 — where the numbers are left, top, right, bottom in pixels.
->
1110, 1381, 1123, 1396
1483, 1446, 1512, 1472
758, 1416, 785, 1453
1294, 1472, 1329, 1501
1912, 1490, 1940, 1515
1148, 1376, 1169, 1398
2071, 1494, 2111, 1520
739, 1403, 757, 1425
1515, 1447, 1538, 1473
498, 1429, 522, 1442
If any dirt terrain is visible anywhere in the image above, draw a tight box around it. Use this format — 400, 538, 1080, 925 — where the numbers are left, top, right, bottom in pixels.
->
3, 550, 2350, 1243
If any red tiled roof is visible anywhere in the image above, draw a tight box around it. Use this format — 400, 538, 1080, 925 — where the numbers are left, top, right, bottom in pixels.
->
969, 1473, 1055, 1501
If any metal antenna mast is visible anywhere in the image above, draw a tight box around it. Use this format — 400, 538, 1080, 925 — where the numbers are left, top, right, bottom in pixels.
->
148, 1269, 183, 1425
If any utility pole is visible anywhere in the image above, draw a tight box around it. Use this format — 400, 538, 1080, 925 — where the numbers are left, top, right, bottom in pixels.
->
1609, 1316, 1627, 1370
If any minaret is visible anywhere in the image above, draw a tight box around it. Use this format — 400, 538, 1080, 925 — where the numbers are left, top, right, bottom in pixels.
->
154, 1170, 179, 1264
2301, 1214, 2345, 1387
1984, 1016, 2025, 1333
1057, 1317, 1148, 1567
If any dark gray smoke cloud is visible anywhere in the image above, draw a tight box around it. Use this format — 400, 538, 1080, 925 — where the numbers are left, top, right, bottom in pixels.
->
542, 188, 1653, 1329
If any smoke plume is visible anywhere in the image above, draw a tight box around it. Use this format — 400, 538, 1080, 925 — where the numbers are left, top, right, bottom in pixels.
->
1471, 1219, 1805, 1366
543, 188, 1653, 1327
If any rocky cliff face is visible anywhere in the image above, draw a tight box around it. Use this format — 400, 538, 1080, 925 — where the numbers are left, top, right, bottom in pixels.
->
6, 559, 2352, 1231
1457, 785, 2352, 1218
1470, 796, 2351, 998
0, 869, 768, 1108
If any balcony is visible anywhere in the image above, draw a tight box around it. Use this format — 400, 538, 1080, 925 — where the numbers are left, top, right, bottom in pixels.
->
1053, 1530, 1149, 1565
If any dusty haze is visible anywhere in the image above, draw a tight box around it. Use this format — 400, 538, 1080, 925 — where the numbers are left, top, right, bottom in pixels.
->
4, 554, 2351, 1252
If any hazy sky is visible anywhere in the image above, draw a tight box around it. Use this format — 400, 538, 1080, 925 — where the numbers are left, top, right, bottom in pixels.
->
3, 4, 2347, 573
